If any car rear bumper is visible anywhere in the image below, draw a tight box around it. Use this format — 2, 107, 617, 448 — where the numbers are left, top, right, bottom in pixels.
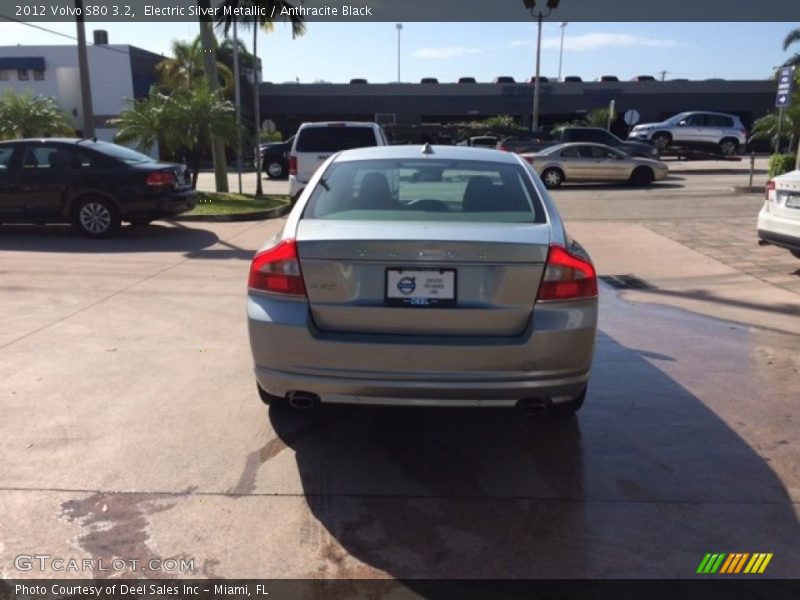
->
247, 293, 597, 406
758, 208, 800, 251
120, 189, 197, 218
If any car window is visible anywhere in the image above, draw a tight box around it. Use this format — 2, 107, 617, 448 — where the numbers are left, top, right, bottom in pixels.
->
22, 145, 75, 169
707, 115, 734, 127
589, 146, 619, 159
79, 141, 151, 165
559, 146, 582, 158
577, 146, 596, 159
685, 114, 708, 126
0, 147, 14, 169
296, 127, 378, 152
303, 159, 544, 223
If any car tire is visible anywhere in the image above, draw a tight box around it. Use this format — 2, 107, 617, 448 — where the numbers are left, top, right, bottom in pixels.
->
257, 384, 286, 408
550, 387, 586, 416
719, 138, 739, 156
651, 132, 671, 151
265, 159, 286, 179
630, 166, 654, 186
129, 218, 154, 227
541, 168, 564, 189
71, 196, 121, 238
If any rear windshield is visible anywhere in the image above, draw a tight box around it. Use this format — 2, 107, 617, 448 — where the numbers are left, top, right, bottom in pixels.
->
303, 159, 545, 223
80, 141, 153, 165
295, 126, 378, 152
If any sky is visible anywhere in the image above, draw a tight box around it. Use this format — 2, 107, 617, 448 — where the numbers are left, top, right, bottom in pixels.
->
0, 20, 795, 83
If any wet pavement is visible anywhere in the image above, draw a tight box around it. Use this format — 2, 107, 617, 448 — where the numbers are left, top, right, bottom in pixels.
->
0, 219, 798, 579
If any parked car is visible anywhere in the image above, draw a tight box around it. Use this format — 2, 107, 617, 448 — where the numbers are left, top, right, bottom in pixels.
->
596, 75, 619, 82
258, 135, 294, 179
494, 76, 516, 83
563, 76, 583, 82
628, 111, 747, 156
500, 127, 658, 158
465, 135, 499, 148
632, 75, 657, 82
0, 138, 195, 237
248, 145, 598, 414
759, 170, 800, 259
524, 142, 669, 188
498, 134, 549, 154
288, 122, 388, 200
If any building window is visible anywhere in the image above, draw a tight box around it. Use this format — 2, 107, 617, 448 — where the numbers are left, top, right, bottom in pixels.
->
17, 69, 29, 81
33, 69, 44, 81
0, 70, 8, 81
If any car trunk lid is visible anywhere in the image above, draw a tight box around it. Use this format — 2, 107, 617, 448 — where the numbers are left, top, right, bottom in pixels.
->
296, 219, 550, 336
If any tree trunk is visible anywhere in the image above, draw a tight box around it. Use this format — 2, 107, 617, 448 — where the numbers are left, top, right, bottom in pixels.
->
197, 0, 228, 192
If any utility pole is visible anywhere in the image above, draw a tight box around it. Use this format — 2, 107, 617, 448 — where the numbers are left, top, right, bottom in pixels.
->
557, 22, 568, 81
253, 24, 263, 197
197, 0, 229, 192
659, 70, 669, 82
233, 21, 243, 194
74, 0, 95, 138
524, 0, 560, 132
396, 24, 403, 82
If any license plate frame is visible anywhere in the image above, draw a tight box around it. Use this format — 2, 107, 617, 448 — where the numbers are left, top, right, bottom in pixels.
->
385, 268, 457, 308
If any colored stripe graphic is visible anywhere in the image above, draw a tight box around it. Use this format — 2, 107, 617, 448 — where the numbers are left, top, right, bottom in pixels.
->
758, 553, 773, 573
710, 553, 726, 573
719, 554, 736, 574
734, 553, 750, 573
697, 554, 713, 574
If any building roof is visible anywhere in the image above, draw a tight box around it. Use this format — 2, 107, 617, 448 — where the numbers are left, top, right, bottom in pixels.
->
0, 56, 45, 70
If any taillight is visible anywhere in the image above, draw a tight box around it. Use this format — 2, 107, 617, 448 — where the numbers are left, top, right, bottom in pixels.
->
536, 244, 598, 302
499, 145, 508, 152
765, 179, 775, 200
289, 155, 297, 176
146, 171, 175, 186
248, 239, 306, 296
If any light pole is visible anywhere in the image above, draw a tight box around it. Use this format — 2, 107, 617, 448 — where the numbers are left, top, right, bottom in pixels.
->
74, 0, 95, 138
232, 21, 243, 194
558, 22, 568, 81
396, 24, 403, 82
523, 0, 560, 132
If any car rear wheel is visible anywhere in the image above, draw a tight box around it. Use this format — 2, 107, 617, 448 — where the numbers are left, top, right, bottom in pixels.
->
265, 159, 286, 179
550, 387, 586, 416
719, 138, 739, 156
72, 196, 120, 238
651, 132, 671, 151
630, 166, 654, 186
541, 168, 564, 189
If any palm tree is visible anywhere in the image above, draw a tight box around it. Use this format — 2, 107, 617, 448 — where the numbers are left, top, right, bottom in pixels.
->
0, 89, 75, 140
782, 28, 800, 68
111, 82, 238, 187
751, 97, 800, 152
157, 36, 235, 95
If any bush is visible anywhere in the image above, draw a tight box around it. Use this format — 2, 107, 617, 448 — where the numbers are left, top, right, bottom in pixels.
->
768, 153, 797, 178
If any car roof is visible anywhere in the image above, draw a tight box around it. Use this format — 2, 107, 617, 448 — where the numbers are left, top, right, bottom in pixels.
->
333, 145, 522, 164
298, 121, 379, 129
0, 138, 89, 145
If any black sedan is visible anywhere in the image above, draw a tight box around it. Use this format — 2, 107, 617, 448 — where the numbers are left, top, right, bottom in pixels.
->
0, 139, 196, 237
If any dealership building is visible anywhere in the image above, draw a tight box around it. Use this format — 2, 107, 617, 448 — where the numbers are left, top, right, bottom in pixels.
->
259, 79, 776, 140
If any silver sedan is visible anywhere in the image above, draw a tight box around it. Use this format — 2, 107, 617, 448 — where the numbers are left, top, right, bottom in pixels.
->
247, 145, 598, 414
524, 142, 669, 188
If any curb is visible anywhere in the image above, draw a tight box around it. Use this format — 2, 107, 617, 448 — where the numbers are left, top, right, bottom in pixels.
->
730, 186, 763, 195
171, 203, 291, 222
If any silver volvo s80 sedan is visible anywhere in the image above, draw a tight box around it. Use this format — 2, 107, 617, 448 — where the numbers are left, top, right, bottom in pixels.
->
247, 145, 598, 414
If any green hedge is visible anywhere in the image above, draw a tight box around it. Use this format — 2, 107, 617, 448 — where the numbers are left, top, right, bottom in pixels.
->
768, 153, 796, 178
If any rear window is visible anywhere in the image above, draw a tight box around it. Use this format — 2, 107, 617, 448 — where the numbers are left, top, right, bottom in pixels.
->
303, 159, 544, 223
81, 141, 152, 165
0, 146, 14, 169
296, 126, 378, 152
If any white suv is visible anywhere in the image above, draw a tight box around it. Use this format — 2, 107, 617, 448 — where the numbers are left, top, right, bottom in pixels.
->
759, 169, 800, 260
628, 111, 747, 156
288, 122, 388, 200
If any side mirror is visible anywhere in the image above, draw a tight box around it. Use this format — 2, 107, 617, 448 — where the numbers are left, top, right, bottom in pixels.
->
678, 120, 688, 126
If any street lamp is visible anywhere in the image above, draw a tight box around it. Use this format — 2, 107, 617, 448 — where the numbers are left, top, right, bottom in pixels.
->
558, 22, 568, 81
396, 24, 403, 82
523, 0, 560, 132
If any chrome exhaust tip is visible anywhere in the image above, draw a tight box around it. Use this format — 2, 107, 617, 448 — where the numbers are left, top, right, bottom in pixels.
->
287, 391, 320, 411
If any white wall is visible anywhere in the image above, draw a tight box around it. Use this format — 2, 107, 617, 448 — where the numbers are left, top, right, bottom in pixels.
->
0, 44, 135, 132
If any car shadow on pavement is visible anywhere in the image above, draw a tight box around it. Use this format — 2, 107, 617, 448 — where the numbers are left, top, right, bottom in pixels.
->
561, 182, 685, 191
267, 328, 799, 578
0, 223, 219, 254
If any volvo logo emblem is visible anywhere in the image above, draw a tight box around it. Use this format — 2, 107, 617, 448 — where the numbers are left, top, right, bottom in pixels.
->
397, 277, 416, 295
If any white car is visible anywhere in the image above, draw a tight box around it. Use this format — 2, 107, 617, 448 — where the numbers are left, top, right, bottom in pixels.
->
628, 111, 747, 156
758, 169, 800, 259
288, 121, 388, 201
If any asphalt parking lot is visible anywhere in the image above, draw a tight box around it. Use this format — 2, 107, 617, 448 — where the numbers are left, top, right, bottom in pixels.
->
1, 158, 798, 579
